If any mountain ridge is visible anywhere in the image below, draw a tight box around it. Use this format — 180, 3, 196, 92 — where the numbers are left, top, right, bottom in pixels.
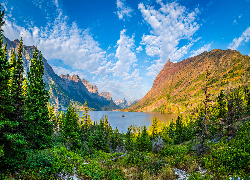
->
3, 35, 119, 111
126, 49, 250, 113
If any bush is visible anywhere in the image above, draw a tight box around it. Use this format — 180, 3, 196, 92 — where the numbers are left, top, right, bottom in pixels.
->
152, 135, 166, 153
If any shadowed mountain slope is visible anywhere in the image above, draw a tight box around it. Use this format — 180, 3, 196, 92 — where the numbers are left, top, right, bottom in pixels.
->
3, 35, 119, 111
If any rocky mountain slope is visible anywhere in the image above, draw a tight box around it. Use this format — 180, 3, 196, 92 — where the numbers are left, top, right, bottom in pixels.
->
114, 98, 140, 109
3, 36, 119, 111
126, 49, 250, 113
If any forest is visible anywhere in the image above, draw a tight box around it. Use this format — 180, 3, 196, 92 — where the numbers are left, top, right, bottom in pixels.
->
1, 5, 250, 180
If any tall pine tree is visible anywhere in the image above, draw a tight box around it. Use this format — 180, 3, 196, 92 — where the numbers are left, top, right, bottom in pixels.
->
24, 47, 53, 149
9, 37, 26, 133
62, 103, 80, 149
0, 5, 26, 170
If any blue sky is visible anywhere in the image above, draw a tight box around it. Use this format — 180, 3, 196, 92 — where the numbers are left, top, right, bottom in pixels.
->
1, 0, 250, 101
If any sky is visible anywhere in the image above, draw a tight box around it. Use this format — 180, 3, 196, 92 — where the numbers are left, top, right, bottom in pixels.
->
1, 0, 250, 101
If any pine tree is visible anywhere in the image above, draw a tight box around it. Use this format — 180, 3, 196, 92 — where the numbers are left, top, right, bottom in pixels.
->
125, 128, 133, 151
200, 67, 211, 154
0, 5, 26, 170
151, 115, 159, 139
136, 126, 151, 152
24, 47, 53, 149
9, 38, 26, 133
62, 103, 80, 149
175, 115, 183, 144
48, 102, 57, 134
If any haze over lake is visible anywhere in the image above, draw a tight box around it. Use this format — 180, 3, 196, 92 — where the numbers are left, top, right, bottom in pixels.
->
79, 111, 179, 133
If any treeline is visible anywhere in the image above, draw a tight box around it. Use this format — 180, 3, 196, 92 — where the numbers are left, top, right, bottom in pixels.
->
0, 5, 54, 170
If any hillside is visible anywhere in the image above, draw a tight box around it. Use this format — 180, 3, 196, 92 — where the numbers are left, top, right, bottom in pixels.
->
126, 49, 250, 113
3, 36, 119, 111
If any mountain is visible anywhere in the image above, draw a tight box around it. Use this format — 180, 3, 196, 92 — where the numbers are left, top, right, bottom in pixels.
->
114, 98, 140, 109
3, 36, 119, 111
126, 49, 250, 113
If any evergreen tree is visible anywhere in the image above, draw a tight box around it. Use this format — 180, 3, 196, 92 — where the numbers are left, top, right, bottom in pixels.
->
24, 47, 53, 149
246, 87, 250, 116
62, 103, 80, 149
151, 115, 159, 139
200, 67, 211, 154
216, 90, 227, 119
125, 128, 133, 151
9, 38, 26, 133
0, 6, 26, 170
175, 115, 183, 144
48, 103, 57, 134
136, 126, 151, 152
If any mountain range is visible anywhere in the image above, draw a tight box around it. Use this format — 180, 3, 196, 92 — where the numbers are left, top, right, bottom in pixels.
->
3, 36, 119, 111
126, 49, 250, 113
114, 98, 140, 109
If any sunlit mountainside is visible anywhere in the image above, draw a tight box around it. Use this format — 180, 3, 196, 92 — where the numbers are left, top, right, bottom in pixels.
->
126, 49, 250, 113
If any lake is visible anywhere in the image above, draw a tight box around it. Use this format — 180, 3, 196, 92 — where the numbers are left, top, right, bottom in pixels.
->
77, 111, 179, 133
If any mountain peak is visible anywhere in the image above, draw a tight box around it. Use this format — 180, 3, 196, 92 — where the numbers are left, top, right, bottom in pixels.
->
72, 74, 80, 82
126, 49, 250, 112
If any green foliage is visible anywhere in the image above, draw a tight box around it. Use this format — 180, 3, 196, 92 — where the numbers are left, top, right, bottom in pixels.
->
136, 126, 151, 152
203, 121, 250, 178
0, 8, 27, 171
125, 128, 134, 151
151, 115, 159, 138
62, 103, 80, 149
24, 47, 53, 149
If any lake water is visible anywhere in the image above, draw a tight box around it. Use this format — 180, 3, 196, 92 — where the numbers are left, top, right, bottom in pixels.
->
77, 111, 179, 133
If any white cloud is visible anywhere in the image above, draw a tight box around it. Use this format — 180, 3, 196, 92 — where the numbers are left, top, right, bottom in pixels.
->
113, 29, 137, 77
2, 2, 106, 72
190, 43, 212, 57
95, 74, 143, 101
51, 66, 87, 79
136, 46, 143, 53
115, 0, 133, 21
139, 1, 200, 78
228, 27, 250, 50
92, 61, 114, 75
233, 20, 237, 25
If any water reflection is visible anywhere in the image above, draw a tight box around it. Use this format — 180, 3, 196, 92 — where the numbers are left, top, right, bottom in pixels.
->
83, 111, 179, 133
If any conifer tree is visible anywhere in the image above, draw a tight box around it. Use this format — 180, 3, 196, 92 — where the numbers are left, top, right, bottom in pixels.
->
62, 103, 80, 149
0, 5, 26, 170
48, 103, 57, 134
24, 47, 53, 149
136, 126, 151, 152
175, 115, 183, 144
200, 67, 211, 154
125, 128, 133, 151
151, 115, 159, 139
9, 38, 26, 133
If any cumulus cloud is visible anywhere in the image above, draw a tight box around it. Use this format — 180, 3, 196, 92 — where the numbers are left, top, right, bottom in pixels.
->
92, 61, 114, 75
112, 29, 137, 77
139, 1, 200, 78
190, 43, 212, 57
228, 27, 250, 50
115, 0, 133, 21
2, 3, 106, 72
136, 46, 143, 53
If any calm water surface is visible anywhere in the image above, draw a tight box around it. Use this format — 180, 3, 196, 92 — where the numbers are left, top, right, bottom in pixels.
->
78, 111, 179, 133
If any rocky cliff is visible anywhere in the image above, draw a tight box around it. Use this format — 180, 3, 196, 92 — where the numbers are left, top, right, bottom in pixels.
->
3, 35, 119, 111
126, 49, 250, 112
